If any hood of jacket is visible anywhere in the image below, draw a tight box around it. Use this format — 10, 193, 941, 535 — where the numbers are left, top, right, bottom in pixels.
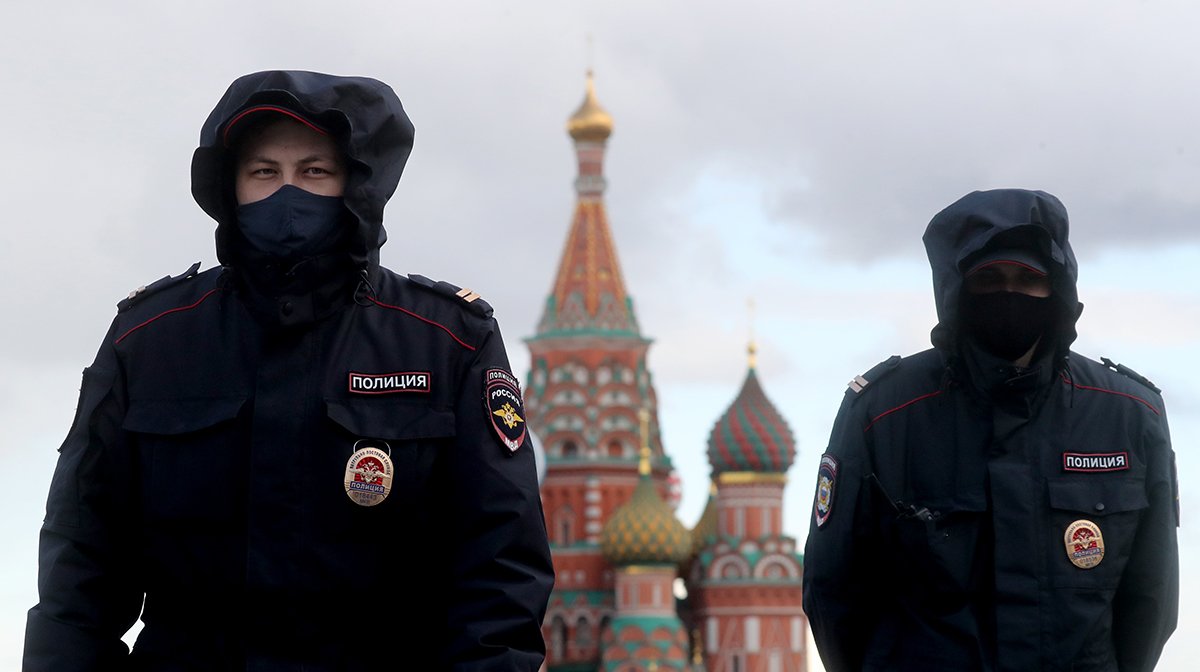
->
922, 188, 1083, 354
191, 70, 415, 272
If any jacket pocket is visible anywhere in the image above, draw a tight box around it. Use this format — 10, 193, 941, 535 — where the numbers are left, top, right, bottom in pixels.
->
321, 399, 458, 581
124, 397, 246, 435
124, 396, 247, 523
886, 493, 989, 600
1047, 478, 1148, 589
324, 399, 456, 442
323, 399, 456, 511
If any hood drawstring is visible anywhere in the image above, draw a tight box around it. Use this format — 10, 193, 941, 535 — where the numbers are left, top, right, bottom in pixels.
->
354, 267, 376, 306
940, 357, 957, 393
1062, 355, 1076, 408
217, 266, 235, 291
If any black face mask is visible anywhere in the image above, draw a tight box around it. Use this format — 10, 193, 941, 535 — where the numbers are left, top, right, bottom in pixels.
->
960, 292, 1055, 361
235, 184, 347, 258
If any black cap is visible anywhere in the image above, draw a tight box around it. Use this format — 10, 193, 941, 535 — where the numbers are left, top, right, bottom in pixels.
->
221, 104, 330, 148
965, 248, 1048, 277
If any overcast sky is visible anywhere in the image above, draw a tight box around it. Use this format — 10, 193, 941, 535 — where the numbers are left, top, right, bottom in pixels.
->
2, 2, 1198, 669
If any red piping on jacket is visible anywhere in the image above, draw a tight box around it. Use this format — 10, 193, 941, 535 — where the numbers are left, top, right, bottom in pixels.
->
864, 390, 944, 433
114, 288, 222, 345
1059, 372, 1160, 416
365, 296, 477, 351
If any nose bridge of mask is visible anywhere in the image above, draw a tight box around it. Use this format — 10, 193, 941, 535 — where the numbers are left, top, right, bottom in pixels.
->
236, 184, 346, 257
963, 291, 1053, 361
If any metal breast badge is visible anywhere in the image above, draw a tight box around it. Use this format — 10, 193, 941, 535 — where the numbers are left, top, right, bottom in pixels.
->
1064, 519, 1105, 569
344, 441, 394, 507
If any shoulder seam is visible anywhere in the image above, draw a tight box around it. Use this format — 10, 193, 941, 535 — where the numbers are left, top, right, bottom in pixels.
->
405, 273, 494, 318
117, 261, 203, 312
114, 287, 222, 345
847, 354, 903, 395
1059, 371, 1161, 416
364, 295, 478, 352
863, 389, 944, 432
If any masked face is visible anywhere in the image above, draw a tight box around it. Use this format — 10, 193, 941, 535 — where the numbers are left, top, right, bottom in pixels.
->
232, 116, 348, 258
961, 292, 1055, 361
235, 184, 347, 258
234, 117, 346, 205
961, 261, 1055, 361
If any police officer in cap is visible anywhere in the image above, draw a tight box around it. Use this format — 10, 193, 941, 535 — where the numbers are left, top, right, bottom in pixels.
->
25, 71, 554, 670
803, 189, 1178, 671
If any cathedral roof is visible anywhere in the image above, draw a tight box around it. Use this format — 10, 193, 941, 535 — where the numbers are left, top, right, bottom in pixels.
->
707, 350, 796, 474
601, 450, 691, 566
567, 71, 613, 142
534, 200, 640, 338
531, 72, 641, 340
690, 483, 718, 556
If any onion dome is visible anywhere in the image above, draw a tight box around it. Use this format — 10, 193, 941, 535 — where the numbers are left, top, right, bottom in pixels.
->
601, 472, 692, 566
706, 345, 796, 474
567, 71, 613, 142
690, 483, 718, 556
602, 413, 691, 566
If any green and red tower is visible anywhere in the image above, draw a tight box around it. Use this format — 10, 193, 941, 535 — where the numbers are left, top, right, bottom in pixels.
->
596, 409, 692, 672
689, 344, 807, 672
527, 73, 675, 671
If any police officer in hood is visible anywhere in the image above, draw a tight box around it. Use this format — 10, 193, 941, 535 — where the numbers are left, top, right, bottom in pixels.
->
803, 189, 1178, 671
25, 71, 554, 670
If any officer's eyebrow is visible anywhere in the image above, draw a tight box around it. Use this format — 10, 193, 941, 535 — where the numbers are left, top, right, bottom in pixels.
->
297, 153, 341, 164
239, 154, 279, 165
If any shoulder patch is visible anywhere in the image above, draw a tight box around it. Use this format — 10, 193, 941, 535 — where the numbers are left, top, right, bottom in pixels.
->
814, 454, 839, 528
484, 368, 526, 454
846, 355, 902, 396
407, 273, 494, 318
117, 262, 203, 312
1100, 357, 1161, 395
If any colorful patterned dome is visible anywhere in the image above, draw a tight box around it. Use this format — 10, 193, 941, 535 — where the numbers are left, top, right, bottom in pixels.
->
690, 483, 718, 556
567, 71, 613, 142
707, 364, 796, 474
601, 473, 692, 566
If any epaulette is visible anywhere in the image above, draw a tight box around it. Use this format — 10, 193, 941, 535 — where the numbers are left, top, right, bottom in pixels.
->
1101, 357, 1161, 395
117, 262, 202, 313
845, 355, 902, 396
407, 274, 494, 318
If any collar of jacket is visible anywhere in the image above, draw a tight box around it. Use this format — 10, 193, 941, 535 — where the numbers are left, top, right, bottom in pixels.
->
954, 338, 1061, 405
228, 250, 363, 328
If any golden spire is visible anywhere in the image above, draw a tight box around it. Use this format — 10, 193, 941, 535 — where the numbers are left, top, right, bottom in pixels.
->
748, 297, 758, 370
567, 70, 614, 142
638, 406, 651, 476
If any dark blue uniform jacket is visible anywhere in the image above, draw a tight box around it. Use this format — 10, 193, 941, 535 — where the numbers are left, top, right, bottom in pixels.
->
802, 190, 1178, 672
25, 71, 554, 671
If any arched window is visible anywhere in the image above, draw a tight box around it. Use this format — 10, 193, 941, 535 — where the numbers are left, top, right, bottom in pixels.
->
599, 614, 613, 646
562, 441, 579, 458
607, 440, 623, 458
576, 615, 592, 648
550, 616, 567, 661
555, 507, 575, 546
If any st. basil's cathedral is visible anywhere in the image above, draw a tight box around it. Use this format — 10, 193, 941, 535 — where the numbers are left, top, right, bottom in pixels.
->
524, 74, 808, 672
